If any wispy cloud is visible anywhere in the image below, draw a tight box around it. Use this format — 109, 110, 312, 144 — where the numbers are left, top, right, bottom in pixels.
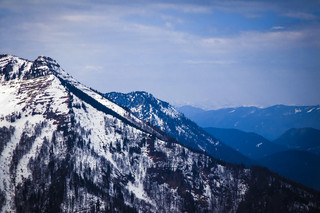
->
151, 3, 212, 14
201, 28, 320, 52
271, 26, 285, 30
284, 12, 318, 20
184, 60, 237, 65
84, 65, 104, 72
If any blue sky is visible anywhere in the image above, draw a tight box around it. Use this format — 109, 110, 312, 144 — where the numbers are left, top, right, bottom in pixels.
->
1, 0, 319, 109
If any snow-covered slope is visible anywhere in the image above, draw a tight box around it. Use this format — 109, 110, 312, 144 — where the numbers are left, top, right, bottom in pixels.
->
1, 54, 320, 212
105, 91, 253, 166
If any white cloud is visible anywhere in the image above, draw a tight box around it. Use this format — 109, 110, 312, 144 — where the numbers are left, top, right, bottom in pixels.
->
165, 21, 174, 29
200, 28, 320, 53
184, 60, 237, 65
84, 65, 103, 72
271, 26, 285, 30
151, 3, 212, 14
284, 12, 318, 20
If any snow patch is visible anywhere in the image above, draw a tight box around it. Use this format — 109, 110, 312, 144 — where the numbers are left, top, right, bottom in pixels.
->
198, 145, 206, 152
295, 109, 302, 114
256, 142, 263, 148
127, 182, 150, 203
307, 108, 314, 113
160, 105, 179, 118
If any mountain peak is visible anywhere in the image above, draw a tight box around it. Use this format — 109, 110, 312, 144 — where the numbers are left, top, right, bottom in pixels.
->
109, 91, 157, 102
1, 54, 32, 81
0, 54, 60, 81
106, 91, 177, 119
25, 55, 61, 79
0, 54, 77, 88
130, 90, 150, 96
33, 55, 61, 71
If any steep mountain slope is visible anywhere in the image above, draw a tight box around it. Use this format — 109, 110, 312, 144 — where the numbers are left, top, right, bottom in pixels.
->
273, 127, 320, 155
178, 105, 320, 140
259, 150, 320, 191
204, 127, 287, 160
1, 54, 320, 212
105, 91, 253, 166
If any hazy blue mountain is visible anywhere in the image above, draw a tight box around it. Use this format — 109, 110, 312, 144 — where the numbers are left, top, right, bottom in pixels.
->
204, 126, 320, 190
4, 54, 320, 212
273, 127, 320, 155
177, 105, 206, 117
105, 91, 254, 166
204, 127, 287, 160
259, 150, 320, 191
178, 105, 320, 140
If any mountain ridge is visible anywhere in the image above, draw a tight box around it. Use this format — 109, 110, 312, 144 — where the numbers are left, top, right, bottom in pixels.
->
203, 127, 287, 160
273, 127, 320, 155
1, 54, 320, 212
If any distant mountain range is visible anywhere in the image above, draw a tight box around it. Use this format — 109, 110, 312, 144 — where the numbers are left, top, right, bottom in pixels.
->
203, 127, 320, 159
178, 105, 320, 140
3, 55, 320, 212
203, 127, 320, 191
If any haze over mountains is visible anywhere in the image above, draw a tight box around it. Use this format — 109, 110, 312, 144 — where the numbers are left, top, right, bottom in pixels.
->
1, 54, 320, 212
178, 105, 320, 140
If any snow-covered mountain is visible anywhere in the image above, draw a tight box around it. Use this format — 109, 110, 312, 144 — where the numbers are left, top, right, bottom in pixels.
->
105, 91, 253, 166
1, 54, 320, 212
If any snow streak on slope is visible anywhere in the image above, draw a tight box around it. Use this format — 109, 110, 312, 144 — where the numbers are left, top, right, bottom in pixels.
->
0, 54, 320, 212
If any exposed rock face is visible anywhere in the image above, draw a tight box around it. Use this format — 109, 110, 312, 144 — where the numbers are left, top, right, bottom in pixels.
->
0, 54, 319, 213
